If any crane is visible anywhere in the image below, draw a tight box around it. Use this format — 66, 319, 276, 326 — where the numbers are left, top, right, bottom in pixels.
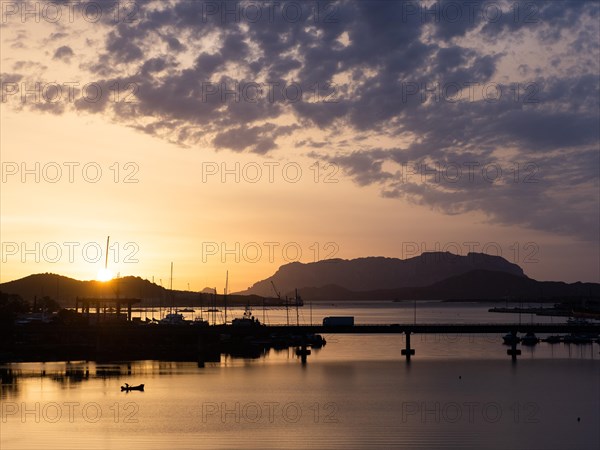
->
270, 281, 281, 299
271, 281, 289, 326
224, 271, 228, 325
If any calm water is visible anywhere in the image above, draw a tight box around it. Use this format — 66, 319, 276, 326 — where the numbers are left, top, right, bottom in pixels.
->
2, 302, 599, 450
132, 300, 573, 325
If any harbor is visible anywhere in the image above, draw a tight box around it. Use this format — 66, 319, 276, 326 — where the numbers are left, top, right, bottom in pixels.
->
2, 302, 599, 450
3, 308, 599, 363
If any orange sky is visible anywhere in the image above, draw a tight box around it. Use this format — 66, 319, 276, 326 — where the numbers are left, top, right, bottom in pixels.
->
1, 1, 598, 291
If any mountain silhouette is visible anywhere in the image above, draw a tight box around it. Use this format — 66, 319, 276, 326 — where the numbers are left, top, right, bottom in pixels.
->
0, 273, 273, 308
236, 252, 525, 297
2, 253, 597, 306
292, 270, 600, 301
0, 274, 165, 307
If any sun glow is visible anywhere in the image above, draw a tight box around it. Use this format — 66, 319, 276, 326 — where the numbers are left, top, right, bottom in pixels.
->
97, 268, 114, 282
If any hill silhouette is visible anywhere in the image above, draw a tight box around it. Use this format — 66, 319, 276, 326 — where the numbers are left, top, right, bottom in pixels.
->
293, 270, 600, 301
0, 273, 277, 308
236, 252, 525, 297
0, 274, 166, 307
2, 253, 598, 306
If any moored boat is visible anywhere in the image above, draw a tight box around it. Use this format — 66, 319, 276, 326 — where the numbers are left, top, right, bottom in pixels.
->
232, 306, 262, 327
544, 335, 562, 343
567, 317, 591, 325
192, 317, 209, 326
521, 332, 539, 346
564, 333, 596, 344
502, 333, 521, 345
159, 313, 187, 325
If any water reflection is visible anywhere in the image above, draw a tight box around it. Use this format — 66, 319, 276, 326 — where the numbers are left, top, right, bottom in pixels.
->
1, 302, 598, 449
0, 361, 181, 398
1, 356, 599, 450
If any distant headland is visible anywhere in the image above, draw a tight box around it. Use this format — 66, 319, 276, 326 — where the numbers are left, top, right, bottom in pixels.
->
1, 252, 598, 306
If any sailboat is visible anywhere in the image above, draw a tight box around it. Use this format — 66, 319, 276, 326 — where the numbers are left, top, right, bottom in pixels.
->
159, 262, 186, 325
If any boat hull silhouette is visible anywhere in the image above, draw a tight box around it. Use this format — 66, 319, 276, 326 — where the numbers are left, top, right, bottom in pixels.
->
121, 383, 144, 392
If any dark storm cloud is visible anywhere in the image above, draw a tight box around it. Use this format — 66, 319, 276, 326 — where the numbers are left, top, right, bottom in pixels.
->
52, 45, 74, 62
6, 0, 599, 240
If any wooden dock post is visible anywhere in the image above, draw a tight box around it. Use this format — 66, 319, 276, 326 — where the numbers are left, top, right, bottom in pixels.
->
506, 331, 521, 361
401, 331, 415, 360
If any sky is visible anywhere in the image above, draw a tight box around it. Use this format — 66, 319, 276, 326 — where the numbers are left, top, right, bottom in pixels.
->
0, 0, 599, 292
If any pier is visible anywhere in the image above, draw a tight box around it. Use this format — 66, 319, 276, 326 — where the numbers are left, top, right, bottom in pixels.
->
257, 322, 600, 361
2, 322, 599, 363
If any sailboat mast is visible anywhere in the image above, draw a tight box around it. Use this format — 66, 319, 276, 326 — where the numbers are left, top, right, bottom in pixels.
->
213, 287, 217, 325
170, 262, 174, 314
224, 271, 228, 325
200, 290, 204, 321
105, 236, 110, 270
295, 288, 299, 326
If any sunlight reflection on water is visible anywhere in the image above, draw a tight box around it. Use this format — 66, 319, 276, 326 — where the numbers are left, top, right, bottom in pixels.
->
2, 303, 599, 450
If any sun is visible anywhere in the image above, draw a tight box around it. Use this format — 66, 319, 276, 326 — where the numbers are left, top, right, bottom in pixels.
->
97, 268, 114, 282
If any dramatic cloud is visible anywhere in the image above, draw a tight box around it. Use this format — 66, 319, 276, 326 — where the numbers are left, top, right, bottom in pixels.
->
2, 0, 598, 240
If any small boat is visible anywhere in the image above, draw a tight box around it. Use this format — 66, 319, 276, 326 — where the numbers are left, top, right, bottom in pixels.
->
180, 308, 194, 313
502, 333, 521, 345
121, 383, 144, 392
521, 332, 539, 346
544, 335, 562, 344
574, 335, 594, 344
306, 333, 327, 348
159, 313, 187, 325
565, 334, 596, 344
232, 306, 262, 327
567, 317, 590, 325
192, 317, 209, 326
